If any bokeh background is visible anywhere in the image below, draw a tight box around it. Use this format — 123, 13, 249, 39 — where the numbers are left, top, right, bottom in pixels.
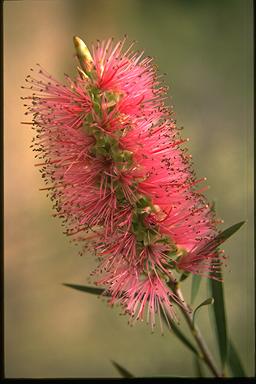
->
4, 0, 254, 378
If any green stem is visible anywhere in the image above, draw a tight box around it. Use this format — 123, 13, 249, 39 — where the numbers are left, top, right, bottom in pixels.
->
168, 277, 223, 378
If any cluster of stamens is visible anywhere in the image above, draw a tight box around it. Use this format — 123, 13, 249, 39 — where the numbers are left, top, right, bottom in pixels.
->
22, 36, 225, 331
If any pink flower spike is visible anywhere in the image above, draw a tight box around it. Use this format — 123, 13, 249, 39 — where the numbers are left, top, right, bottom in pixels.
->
24, 36, 224, 331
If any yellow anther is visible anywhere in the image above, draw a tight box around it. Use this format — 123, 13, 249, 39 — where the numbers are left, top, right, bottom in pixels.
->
176, 246, 188, 257
152, 204, 161, 213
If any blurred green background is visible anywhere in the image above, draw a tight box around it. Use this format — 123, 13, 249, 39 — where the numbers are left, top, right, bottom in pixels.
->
4, 0, 254, 378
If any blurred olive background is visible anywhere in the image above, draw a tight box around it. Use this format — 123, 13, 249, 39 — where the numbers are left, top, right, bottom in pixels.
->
4, 0, 253, 378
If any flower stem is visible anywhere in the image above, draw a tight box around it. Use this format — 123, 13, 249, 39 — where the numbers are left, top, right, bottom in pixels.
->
169, 279, 222, 378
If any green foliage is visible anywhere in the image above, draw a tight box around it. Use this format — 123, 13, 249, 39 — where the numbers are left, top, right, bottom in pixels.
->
209, 272, 227, 369
170, 322, 199, 357
191, 275, 202, 304
179, 271, 190, 282
208, 221, 245, 370
210, 221, 245, 248
111, 360, 134, 378
159, 309, 199, 358
194, 355, 204, 377
192, 297, 214, 326
227, 339, 247, 377
63, 283, 105, 296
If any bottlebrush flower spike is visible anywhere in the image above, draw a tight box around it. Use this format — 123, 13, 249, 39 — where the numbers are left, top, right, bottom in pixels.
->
23, 36, 225, 331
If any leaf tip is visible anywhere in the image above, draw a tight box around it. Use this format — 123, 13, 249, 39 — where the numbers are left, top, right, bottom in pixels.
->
111, 360, 134, 378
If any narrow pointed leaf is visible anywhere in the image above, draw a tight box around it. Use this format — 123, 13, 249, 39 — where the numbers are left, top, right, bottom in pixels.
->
207, 222, 244, 368
214, 221, 245, 243
161, 314, 199, 357
171, 322, 199, 356
192, 297, 214, 326
194, 356, 204, 377
111, 360, 134, 378
207, 221, 245, 250
179, 272, 190, 282
227, 339, 247, 377
63, 283, 105, 296
160, 308, 199, 356
208, 272, 228, 368
197, 222, 245, 262
191, 275, 202, 304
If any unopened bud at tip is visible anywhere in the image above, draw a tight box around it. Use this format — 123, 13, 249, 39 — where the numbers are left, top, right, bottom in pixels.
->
73, 36, 88, 52
73, 35, 93, 72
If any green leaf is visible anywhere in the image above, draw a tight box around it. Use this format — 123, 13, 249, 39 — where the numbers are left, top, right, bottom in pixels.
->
192, 297, 214, 326
210, 221, 245, 248
198, 222, 245, 261
207, 222, 245, 369
179, 272, 190, 282
171, 322, 199, 356
167, 320, 199, 357
63, 283, 106, 296
191, 275, 202, 304
194, 355, 204, 377
227, 339, 247, 377
111, 360, 134, 378
160, 308, 199, 357
208, 272, 228, 369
